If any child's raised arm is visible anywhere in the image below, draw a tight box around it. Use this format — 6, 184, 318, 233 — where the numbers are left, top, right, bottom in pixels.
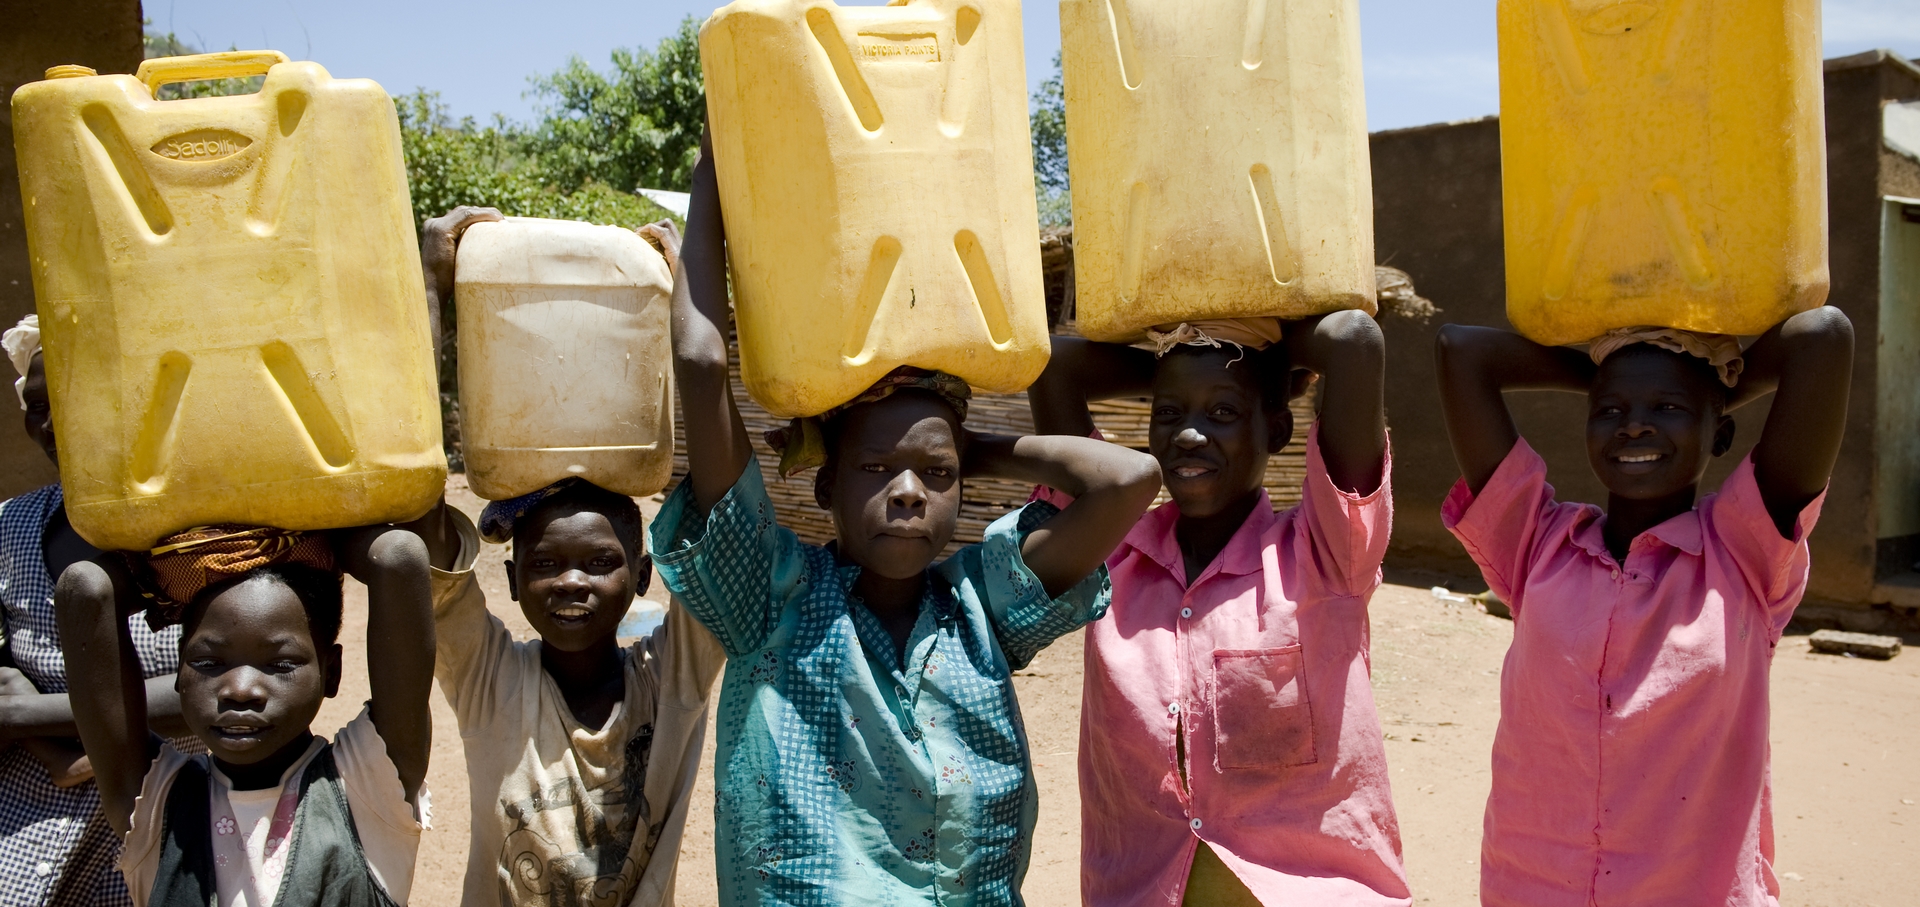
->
964, 434, 1161, 597
398, 498, 463, 573
1284, 310, 1387, 494
420, 205, 503, 362
52, 559, 151, 835
1727, 305, 1854, 536
335, 527, 435, 805
1026, 336, 1155, 438
645, 129, 751, 514
1434, 324, 1596, 494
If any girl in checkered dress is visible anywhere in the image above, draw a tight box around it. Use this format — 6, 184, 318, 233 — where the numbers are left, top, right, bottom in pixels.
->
0, 315, 198, 906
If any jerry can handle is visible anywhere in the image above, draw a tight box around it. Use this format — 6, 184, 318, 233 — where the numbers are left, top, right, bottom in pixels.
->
135, 50, 290, 97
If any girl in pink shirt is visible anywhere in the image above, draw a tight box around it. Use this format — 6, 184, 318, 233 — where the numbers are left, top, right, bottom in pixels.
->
1433, 307, 1854, 906
1030, 311, 1405, 906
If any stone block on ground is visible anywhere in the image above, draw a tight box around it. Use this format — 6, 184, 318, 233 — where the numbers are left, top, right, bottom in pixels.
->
1808, 629, 1903, 660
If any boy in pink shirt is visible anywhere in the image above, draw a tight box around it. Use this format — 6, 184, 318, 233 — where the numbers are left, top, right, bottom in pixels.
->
1030, 311, 1406, 906
1433, 307, 1854, 906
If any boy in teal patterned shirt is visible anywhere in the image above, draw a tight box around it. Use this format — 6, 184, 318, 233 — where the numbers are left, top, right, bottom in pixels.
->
644, 135, 1160, 905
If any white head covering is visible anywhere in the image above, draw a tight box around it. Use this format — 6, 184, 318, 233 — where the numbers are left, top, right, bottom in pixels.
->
1587, 325, 1744, 388
1143, 317, 1285, 359
4, 314, 40, 411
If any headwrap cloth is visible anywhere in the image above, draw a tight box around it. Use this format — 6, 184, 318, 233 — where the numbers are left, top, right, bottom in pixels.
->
1145, 317, 1283, 360
1587, 326, 1743, 388
763, 366, 972, 479
478, 477, 590, 545
4, 314, 40, 411
129, 525, 336, 630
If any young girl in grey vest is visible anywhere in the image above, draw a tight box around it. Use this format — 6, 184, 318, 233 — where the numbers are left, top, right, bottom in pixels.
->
56, 522, 435, 907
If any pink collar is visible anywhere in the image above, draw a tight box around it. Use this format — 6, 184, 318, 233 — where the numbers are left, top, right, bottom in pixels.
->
1563, 504, 1707, 563
1117, 489, 1280, 586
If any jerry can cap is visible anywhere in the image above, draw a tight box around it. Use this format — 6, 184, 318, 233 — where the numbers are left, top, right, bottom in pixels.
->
43, 65, 97, 80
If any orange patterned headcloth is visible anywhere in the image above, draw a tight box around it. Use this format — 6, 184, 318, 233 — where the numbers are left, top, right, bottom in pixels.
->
128, 525, 336, 629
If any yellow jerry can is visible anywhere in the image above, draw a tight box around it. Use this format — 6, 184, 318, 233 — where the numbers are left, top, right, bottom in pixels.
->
1059, 0, 1377, 343
1498, 0, 1829, 346
701, 0, 1051, 418
11, 52, 445, 551
454, 217, 675, 501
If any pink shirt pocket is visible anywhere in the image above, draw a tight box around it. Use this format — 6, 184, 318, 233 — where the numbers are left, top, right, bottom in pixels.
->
1211, 646, 1317, 770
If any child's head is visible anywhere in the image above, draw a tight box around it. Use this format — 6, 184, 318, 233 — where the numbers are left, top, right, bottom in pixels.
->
815, 387, 966, 580
1585, 342, 1735, 500
178, 565, 344, 767
1149, 343, 1293, 519
493, 481, 649, 653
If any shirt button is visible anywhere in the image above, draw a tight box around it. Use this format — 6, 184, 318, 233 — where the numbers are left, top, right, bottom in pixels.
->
33, 862, 50, 877
1168, 702, 1180, 715
1190, 818, 1203, 830
1180, 607, 1193, 619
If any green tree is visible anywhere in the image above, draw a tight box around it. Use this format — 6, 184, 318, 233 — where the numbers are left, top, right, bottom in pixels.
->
1030, 52, 1071, 228
395, 91, 673, 231
521, 16, 707, 194
394, 92, 542, 225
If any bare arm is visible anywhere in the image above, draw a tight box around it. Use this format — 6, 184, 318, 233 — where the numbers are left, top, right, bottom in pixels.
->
336, 527, 434, 804
964, 433, 1161, 597
0, 672, 185, 740
1434, 324, 1595, 494
1729, 305, 1854, 535
420, 206, 504, 364
19, 738, 94, 789
52, 559, 151, 835
1285, 310, 1387, 494
649, 130, 751, 513
1025, 336, 1156, 437
397, 498, 463, 573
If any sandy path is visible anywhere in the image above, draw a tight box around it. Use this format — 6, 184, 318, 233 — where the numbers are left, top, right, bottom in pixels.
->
319, 483, 1920, 905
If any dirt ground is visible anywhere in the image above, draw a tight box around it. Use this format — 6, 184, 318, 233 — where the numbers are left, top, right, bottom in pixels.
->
317, 479, 1920, 906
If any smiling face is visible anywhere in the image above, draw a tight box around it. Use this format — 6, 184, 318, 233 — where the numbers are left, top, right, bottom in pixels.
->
507, 506, 642, 653
1586, 345, 1734, 500
22, 353, 54, 465
178, 574, 341, 767
822, 392, 963, 581
1149, 348, 1292, 520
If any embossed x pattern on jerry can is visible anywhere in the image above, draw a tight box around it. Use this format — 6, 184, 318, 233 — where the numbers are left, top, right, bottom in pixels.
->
12, 52, 444, 551
1499, 0, 1829, 346
701, 0, 1050, 418
1061, 0, 1378, 343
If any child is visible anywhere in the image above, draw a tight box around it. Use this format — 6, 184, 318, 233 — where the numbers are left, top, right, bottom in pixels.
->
413, 205, 727, 906
1433, 308, 1853, 905
651, 133, 1161, 905
0, 314, 200, 906
54, 522, 436, 907
1028, 312, 1405, 906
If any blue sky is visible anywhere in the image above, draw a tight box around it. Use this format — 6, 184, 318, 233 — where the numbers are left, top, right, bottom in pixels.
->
143, 0, 1920, 132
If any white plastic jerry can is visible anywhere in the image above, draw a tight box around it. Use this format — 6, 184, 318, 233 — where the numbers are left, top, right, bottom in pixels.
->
454, 217, 675, 501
